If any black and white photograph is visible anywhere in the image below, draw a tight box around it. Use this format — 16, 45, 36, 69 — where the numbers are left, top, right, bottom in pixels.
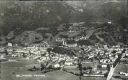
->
0, 0, 128, 80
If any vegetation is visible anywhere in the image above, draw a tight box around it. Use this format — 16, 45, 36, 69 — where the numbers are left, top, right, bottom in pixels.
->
0, 1, 127, 45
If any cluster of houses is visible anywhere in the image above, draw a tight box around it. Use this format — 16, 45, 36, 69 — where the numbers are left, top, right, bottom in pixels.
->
0, 41, 78, 69
74, 44, 126, 75
0, 37, 127, 76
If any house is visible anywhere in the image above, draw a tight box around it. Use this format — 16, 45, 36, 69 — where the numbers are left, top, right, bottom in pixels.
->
65, 61, 73, 66
65, 43, 77, 47
0, 54, 6, 59
6, 47, 13, 54
53, 64, 60, 68
7, 43, 13, 47
101, 64, 107, 68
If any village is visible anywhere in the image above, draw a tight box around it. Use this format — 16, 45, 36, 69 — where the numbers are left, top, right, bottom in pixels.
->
0, 20, 128, 80
0, 33, 128, 80
0, 1, 128, 80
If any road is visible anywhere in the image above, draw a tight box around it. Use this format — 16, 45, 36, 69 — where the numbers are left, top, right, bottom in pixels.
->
106, 51, 126, 80
106, 66, 115, 80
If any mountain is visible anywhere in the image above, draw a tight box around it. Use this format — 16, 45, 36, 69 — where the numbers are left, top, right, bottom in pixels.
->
0, 1, 127, 46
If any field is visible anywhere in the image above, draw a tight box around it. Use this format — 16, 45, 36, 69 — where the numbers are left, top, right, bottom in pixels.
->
112, 62, 128, 80
0, 63, 1, 80
1, 59, 106, 80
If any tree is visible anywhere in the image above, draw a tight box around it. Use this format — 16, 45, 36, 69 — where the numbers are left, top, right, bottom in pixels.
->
78, 57, 83, 80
